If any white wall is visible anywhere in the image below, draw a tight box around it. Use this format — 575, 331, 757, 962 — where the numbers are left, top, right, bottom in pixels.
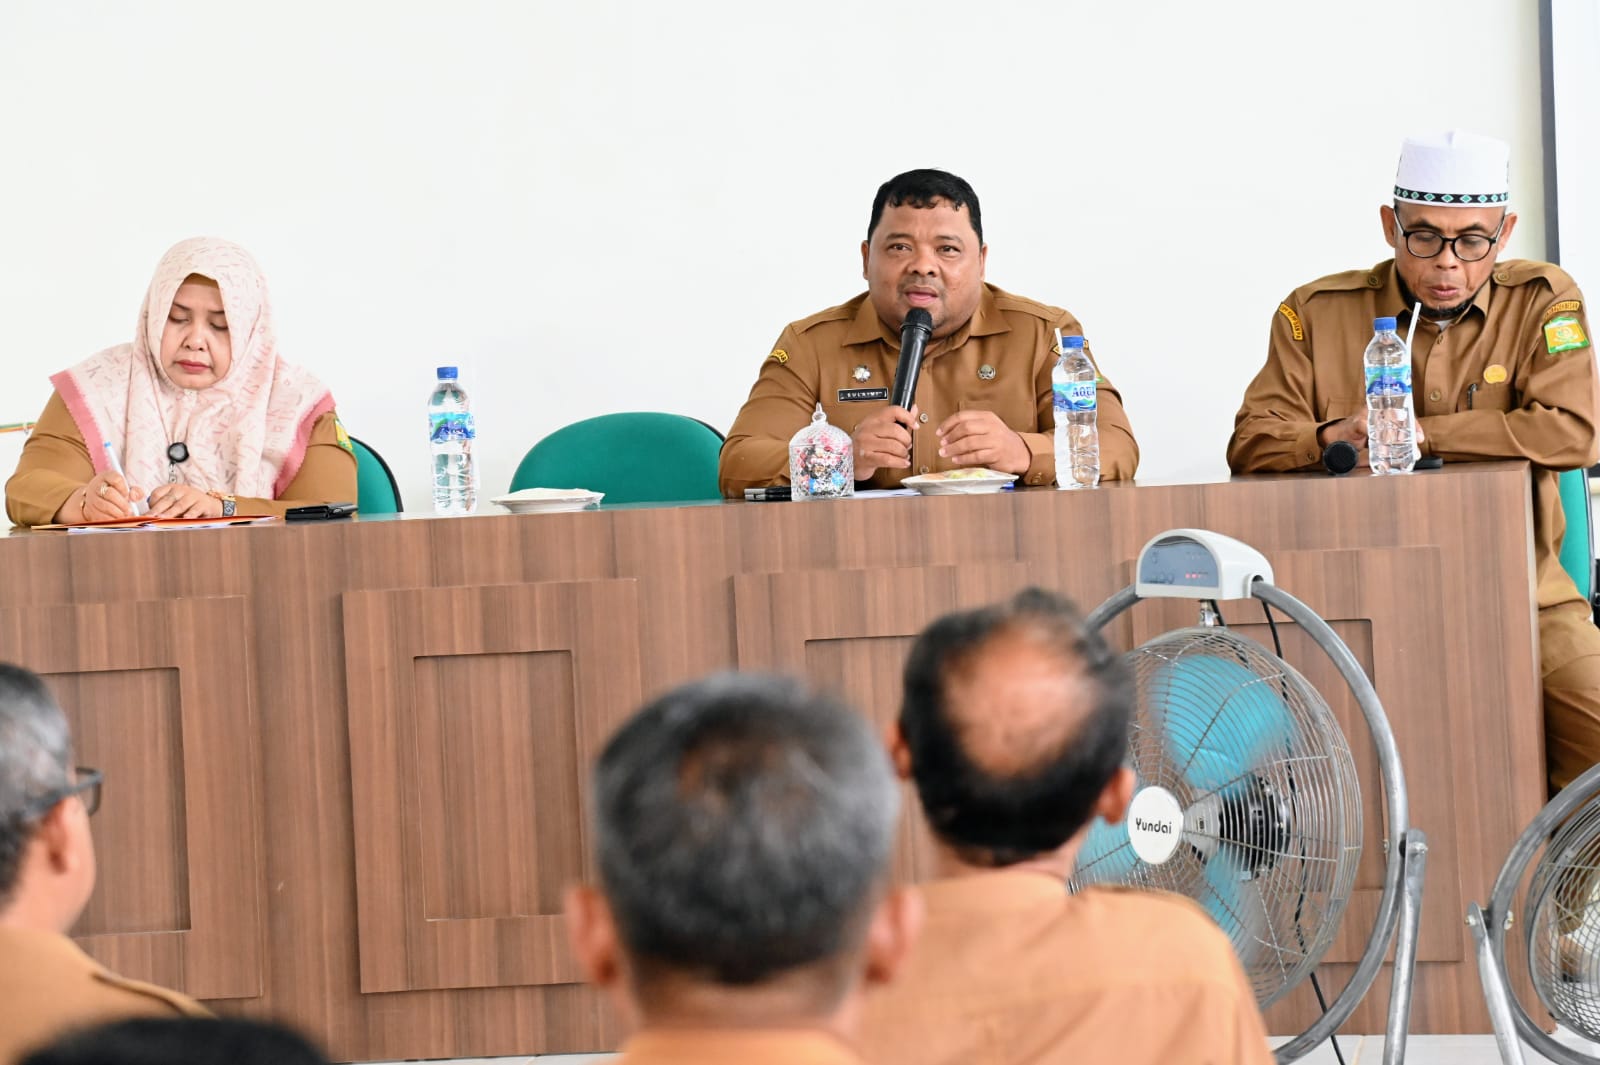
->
1552, 0, 1600, 288
0, 0, 1550, 508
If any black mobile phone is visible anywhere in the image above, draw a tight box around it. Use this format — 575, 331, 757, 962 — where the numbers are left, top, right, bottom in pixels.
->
286, 502, 358, 521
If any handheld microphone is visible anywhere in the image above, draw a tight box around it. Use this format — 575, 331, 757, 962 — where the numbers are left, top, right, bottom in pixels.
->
1322, 441, 1358, 476
889, 308, 934, 410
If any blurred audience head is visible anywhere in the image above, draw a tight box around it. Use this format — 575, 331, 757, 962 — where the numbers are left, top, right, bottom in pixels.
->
567, 672, 920, 1030
20, 1017, 330, 1065
896, 587, 1135, 869
0, 663, 98, 931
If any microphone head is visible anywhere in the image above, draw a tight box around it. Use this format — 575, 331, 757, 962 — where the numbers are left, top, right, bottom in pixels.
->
904, 307, 933, 333
1322, 440, 1358, 475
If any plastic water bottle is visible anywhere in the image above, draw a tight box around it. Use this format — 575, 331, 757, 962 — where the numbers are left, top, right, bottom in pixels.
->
1364, 317, 1416, 475
1052, 335, 1100, 488
428, 366, 478, 514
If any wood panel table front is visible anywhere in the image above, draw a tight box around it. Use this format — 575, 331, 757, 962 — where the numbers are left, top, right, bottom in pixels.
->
0, 462, 1545, 1060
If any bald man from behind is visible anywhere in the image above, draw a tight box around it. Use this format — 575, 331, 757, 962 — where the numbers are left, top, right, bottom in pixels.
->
859, 588, 1273, 1065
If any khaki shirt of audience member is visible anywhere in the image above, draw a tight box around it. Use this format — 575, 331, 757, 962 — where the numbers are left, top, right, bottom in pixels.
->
719, 199, 1138, 495
0, 928, 207, 1065
0, 728, 206, 1065
859, 877, 1271, 1065
608, 1029, 869, 1065
1227, 206, 1597, 616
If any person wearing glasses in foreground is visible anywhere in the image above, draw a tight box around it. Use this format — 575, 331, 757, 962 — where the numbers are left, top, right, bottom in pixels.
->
1229, 131, 1599, 794
0, 663, 205, 1064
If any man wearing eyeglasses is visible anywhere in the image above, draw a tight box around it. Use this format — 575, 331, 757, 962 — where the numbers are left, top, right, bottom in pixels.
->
0, 663, 205, 1063
1228, 130, 1600, 794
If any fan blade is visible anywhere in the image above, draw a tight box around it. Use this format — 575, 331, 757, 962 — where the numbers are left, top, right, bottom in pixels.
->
1073, 816, 1142, 885
1201, 848, 1274, 976
1151, 654, 1298, 794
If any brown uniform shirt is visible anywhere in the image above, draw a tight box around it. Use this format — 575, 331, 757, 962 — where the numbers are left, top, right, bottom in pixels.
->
5, 391, 358, 527
0, 926, 208, 1064
719, 284, 1139, 496
1228, 259, 1598, 612
616, 1028, 867, 1065
858, 873, 1273, 1065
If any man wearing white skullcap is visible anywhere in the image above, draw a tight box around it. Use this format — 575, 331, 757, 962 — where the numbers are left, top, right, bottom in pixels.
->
1229, 131, 1600, 792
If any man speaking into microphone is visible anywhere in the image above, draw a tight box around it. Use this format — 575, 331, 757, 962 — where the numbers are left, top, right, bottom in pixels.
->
718, 169, 1139, 494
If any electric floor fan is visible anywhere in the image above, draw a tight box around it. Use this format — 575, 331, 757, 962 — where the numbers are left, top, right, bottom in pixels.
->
1070, 529, 1428, 1064
1470, 760, 1600, 1064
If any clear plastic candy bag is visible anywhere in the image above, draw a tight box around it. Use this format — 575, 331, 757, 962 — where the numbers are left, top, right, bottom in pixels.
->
788, 403, 853, 501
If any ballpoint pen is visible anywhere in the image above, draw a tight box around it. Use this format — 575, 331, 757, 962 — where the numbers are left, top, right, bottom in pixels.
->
102, 441, 148, 516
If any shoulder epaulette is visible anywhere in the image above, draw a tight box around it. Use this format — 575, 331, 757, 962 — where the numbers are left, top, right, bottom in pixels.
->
92, 969, 209, 1017
1492, 258, 1577, 292
1292, 268, 1377, 303
990, 290, 1068, 322
792, 296, 866, 335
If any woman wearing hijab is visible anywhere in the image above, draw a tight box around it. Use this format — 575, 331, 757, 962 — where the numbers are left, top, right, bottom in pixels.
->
5, 237, 357, 526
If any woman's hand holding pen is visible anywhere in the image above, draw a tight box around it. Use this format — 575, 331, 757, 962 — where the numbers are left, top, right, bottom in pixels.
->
55, 471, 146, 524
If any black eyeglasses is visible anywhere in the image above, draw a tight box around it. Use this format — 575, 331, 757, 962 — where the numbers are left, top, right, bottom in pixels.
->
1394, 213, 1506, 263
21, 767, 103, 819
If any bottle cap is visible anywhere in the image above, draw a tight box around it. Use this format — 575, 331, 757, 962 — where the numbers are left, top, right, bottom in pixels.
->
436, 366, 459, 380
1062, 336, 1086, 350
1374, 317, 1397, 332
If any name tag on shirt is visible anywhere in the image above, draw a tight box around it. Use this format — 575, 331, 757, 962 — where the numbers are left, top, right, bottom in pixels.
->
838, 387, 889, 402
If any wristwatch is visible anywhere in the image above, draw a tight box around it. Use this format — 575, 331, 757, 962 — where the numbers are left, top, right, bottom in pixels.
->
208, 491, 237, 517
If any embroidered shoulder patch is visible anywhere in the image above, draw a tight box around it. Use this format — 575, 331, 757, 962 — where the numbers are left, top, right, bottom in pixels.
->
1547, 300, 1583, 317
768, 349, 789, 364
1277, 303, 1304, 341
333, 415, 355, 455
1545, 316, 1590, 355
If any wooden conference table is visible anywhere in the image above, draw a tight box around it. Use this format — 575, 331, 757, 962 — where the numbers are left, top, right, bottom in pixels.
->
0, 462, 1546, 1059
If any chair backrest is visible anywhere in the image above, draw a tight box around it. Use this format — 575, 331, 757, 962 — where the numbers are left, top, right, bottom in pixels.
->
510, 413, 725, 505
1558, 467, 1594, 604
350, 436, 403, 515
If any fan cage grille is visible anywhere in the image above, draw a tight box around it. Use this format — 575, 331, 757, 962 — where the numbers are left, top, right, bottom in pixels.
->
1071, 626, 1364, 1007
1527, 796, 1600, 1035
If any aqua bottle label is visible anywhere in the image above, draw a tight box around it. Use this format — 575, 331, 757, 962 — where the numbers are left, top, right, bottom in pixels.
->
1054, 382, 1098, 414
429, 411, 477, 444
1364, 365, 1412, 397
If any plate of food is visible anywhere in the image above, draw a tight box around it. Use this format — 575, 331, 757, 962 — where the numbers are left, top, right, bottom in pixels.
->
490, 487, 605, 514
901, 469, 1018, 495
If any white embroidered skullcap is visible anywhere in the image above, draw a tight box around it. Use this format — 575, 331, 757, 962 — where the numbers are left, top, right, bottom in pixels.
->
1394, 130, 1510, 207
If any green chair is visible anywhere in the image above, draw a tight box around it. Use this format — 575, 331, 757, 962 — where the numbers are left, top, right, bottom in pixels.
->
1558, 466, 1594, 606
509, 413, 724, 505
351, 436, 403, 515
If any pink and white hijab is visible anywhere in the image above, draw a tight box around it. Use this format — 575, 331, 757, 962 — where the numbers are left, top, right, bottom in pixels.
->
52, 237, 334, 499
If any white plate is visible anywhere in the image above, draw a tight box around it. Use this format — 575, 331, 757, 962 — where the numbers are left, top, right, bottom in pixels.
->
490, 488, 604, 513
902, 470, 1018, 495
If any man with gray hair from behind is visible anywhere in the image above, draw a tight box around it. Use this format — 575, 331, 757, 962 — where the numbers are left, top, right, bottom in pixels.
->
0, 663, 205, 1065
564, 672, 923, 1065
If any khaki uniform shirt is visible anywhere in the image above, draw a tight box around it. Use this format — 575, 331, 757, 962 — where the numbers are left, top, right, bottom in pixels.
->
1228, 259, 1598, 613
5, 392, 358, 527
616, 1028, 867, 1065
858, 873, 1273, 1065
0, 926, 208, 1064
719, 285, 1139, 495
